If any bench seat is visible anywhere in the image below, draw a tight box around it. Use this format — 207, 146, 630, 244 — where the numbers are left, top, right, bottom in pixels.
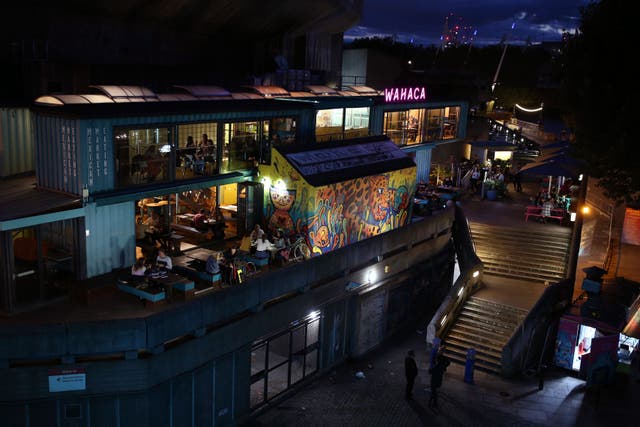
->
524, 206, 564, 223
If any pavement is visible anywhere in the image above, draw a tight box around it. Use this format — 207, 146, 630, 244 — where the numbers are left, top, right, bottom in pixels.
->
250, 179, 640, 427
250, 320, 639, 427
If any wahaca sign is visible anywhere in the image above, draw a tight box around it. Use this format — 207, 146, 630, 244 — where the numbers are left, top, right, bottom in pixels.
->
384, 87, 427, 103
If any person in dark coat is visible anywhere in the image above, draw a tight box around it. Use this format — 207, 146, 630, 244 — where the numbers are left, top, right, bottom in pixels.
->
404, 350, 418, 399
428, 352, 450, 408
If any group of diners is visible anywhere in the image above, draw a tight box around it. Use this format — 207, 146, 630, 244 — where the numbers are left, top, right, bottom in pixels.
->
130, 248, 173, 279
179, 133, 217, 175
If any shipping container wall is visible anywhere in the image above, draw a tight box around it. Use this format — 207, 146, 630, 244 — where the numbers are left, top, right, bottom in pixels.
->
84, 201, 135, 277
414, 147, 432, 184
34, 115, 82, 195
77, 110, 308, 194
0, 108, 34, 177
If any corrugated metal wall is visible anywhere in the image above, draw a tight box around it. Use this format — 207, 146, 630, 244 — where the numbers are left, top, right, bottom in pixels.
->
35, 115, 82, 195
0, 108, 34, 177
84, 201, 135, 277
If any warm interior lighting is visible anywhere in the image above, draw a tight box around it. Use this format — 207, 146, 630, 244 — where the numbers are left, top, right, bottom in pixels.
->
582, 206, 590, 215
384, 265, 390, 273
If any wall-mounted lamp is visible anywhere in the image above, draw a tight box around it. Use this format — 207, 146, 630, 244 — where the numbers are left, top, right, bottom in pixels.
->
367, 269, 377, 284
384, 265, 390, 274
472, 270, 480, 278
582, 206, 590, 215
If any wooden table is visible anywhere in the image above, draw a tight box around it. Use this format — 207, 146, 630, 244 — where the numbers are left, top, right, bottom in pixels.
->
148, 271, 194, 303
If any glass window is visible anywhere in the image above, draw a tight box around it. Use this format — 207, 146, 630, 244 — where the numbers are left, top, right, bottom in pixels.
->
344, 107, 370, 139
115, 127, 172, 187
442, 106, 460, 139
315, 109, 344, 142
176, 123, 218, 180
384, 108, 425, 146
249, 313, 321, 408
426, 109, 444, 141
222, 121, 260, 172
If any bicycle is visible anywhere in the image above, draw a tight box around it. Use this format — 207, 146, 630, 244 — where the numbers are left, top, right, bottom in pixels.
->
283, 235, 311, 263
229, 256, 256, 284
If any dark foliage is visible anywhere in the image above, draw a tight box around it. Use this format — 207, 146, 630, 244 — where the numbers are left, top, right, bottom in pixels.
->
561, 0, 637, 204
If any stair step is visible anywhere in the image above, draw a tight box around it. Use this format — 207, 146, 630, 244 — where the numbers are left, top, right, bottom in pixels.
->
463, 303, 526, 322
441, 348, 502, 374
481, 267, 564, 283
475, 249, 567, 264
466, 299, 528, 317
449, 323, 512, 345
445, 336, 504, 359
457, 311, 517, 333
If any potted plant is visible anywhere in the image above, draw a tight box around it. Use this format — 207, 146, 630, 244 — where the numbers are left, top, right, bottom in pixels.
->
484, 178, 498, 200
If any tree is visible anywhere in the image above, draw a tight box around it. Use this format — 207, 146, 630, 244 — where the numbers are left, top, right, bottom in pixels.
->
561, 0, 638, 205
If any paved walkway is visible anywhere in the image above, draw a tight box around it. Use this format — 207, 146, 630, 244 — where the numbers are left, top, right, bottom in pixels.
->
250, 322, 638, 427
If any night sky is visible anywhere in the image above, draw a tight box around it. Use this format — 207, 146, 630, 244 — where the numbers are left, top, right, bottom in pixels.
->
345, 0, 592, 46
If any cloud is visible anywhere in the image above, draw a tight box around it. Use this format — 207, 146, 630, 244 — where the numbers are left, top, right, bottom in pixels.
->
347, 0, 588, 45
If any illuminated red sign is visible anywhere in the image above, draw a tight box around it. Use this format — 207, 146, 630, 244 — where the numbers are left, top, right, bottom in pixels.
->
384, 87, 427, 103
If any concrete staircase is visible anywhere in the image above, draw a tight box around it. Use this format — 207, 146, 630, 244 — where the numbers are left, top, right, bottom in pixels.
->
470, 222, 570, 284
441, 296, 529, 375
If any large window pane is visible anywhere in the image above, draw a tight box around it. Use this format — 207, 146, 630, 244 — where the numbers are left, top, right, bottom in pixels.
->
316, 109, 344, 142
115, 127, 172, 187
344, 107, 370, 139
290, 353, 304, 385
305, 349, 318, 376
251, 344, 267, 376
426, 109, 444, 141
222, 122, 259, 172
384, 109, 425, 146
268, 333, 290, 369
442, 106, 460, 139
266, 364, 289, 399
176, 123, 218, 180
307, 319, 319, 345
250, 379, 265, 408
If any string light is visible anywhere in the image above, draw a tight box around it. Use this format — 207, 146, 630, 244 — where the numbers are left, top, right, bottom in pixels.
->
515, 104, 543, 113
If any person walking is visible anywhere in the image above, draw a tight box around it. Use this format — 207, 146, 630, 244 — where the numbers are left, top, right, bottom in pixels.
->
428, 352, 450, 409
404, 350, 418, 400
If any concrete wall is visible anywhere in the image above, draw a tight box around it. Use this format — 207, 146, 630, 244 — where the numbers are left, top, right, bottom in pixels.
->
0, 208, 455, 426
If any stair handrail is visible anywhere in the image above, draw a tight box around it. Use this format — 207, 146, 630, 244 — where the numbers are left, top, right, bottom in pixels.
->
501, 278, 573, 376
427, 205, 483, 345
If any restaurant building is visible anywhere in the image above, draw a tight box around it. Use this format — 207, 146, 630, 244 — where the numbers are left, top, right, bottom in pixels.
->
0, 84, 468, 426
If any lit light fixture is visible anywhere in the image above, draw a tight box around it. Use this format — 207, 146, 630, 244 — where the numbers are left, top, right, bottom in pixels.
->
384, 265, 390, 273
274, 179, 286, 193
260, 176, 272, 189
367, 269, 377, 284
407, 60, 412, 65
308, 310, 321, 320
440, 315, 448, 326
582, 206, 590, 215
472, 270, 480, 278
457, 287, 464, 297
578, 174, 583, 181
570, 212, 577, 222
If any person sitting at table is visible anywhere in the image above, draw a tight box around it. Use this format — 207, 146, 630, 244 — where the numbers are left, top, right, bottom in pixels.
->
193, 209, 208, 232
131, 257, 147, 277
250, 224, 265, 244
254, 235, 272, 260
205, 253, 221, 275
220, 246, 238, 284
155, 249, 173, 270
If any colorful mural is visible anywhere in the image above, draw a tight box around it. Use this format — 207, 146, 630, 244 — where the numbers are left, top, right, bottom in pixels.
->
259, 148, 416, 257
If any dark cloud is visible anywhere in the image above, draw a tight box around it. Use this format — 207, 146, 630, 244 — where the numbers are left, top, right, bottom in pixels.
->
347, 0, 589, 45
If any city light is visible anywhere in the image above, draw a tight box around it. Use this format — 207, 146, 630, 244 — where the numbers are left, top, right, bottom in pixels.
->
473, 270, 480, 278
582, 206, 590, 215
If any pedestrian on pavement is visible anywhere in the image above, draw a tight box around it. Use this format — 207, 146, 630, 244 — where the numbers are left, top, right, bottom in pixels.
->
428, 352, 450, 408
404, 349, 418, 400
